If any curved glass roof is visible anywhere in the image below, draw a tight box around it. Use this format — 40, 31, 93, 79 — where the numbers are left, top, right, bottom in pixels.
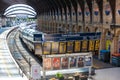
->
4, 4, 36, 18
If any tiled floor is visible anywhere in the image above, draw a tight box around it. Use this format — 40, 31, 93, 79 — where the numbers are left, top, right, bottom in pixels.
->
92, 67, 120, 80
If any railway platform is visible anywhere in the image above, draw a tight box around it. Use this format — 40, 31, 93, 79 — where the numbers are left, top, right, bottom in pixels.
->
0, 28, 28, 80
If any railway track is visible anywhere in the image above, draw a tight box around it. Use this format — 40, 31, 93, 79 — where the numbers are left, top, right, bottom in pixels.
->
7, 28, 42, 78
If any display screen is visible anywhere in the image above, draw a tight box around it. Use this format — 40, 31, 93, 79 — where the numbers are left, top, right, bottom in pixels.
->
51, 42, 59, 54
59, 42, 66, 54
43, 58, 52, 70
74, 41, 81, 52
43, 42, 51, 55
69, 57, 77, 68
95, 40, 100, 50
52, 57, 61, 70
77, 56, 84, 67
81, 40, 88, 52
34, 43, 42, 55
89, 40, 95, 51
67, 41, 74, 53
61, 57, 68, 69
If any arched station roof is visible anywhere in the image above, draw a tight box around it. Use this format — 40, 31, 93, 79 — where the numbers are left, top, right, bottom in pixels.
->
0, 0, 116, 22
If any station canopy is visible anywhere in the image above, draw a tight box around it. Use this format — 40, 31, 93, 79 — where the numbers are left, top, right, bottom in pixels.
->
4, 4, 36, 18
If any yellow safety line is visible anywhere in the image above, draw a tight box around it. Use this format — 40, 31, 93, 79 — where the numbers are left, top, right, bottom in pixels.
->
0, 41, 12, 77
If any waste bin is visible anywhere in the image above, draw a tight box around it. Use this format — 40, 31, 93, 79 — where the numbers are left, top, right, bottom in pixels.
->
100, 50, 110, 62
111, 53, 120, 67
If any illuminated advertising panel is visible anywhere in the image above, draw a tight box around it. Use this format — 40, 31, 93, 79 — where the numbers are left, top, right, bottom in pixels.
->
67, 41, 74, 53
77, 56, 84, 67
95, 40, 100, 50
81, 40, 88, 52
51, 42, 59, 54
89, 40, 95, 51
35, 43, 42, 55
74, 41, 81, 52
43, 58, 52, 70
69, 57, 77, 68
84, 56, 92, 66
59, 42, 66, 54
52, 57, 61, 70
43, 42, 51, 55
61, 57, 68, 69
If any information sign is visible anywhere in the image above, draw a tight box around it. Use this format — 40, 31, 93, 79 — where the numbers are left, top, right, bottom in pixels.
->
31, 65, 41, 79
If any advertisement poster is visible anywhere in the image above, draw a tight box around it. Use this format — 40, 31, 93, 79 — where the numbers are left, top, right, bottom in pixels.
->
43, 42, 51, 55
95, 40, 100, 50
35, 43, 42, 55
89, 40, 95, 51
51, 42, 59, 54
59, 42, 66, 54
61, 57, 68, 69
67, 41, 74, 53
52, 57, 61, 70
81, 40, 88, 52
84, 56, 92, 66
43, 58, 52, 70
77, 56, 84, 67
74, 41, 81, 52
69, 57, 77, 68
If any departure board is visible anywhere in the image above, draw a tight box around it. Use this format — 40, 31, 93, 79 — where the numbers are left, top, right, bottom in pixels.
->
51, 42, 59, 54
59, 42, 66, 54
81, 40, 88, 52
89, 40, 95, 51
67, 41, 74, 53
74, 41, 81, 52
43, 42, 51, 55
95, 40, 100, 50
43, 58, 52, 70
